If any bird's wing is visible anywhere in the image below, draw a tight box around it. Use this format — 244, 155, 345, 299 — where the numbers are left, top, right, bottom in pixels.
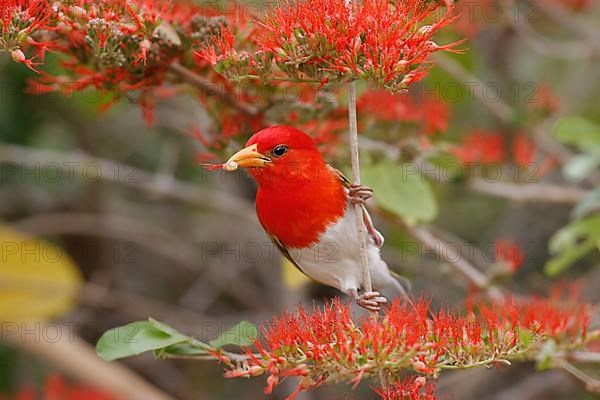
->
329, 165, 352, 188
329, 166, 385, 248
268, 233, 310, 278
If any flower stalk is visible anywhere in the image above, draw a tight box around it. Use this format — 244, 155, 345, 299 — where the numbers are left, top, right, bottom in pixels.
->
347, 80, 373, 295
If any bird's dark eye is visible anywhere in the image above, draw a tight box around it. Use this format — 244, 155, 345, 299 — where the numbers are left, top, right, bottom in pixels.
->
271, 144, 288, 158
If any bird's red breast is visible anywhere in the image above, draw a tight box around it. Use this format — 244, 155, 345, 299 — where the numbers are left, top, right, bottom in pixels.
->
243, 126, 347, 248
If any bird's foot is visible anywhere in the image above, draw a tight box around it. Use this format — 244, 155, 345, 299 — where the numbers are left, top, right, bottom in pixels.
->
349, 184, 373, 205
356, 290, 387, 312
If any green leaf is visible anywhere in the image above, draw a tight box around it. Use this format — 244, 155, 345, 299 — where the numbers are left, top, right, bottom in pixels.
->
535, 340, 558, 371
545, 215, 600, 276
147, 318, 188, 337
361, 161, 438, 225
549, 215, 600, 254
209, 321, 258, 349
518, 328, 536, 347
96, 319, 190, 361
553, 117, 600, 151
427, 153, 462, 182
545, 238, 598, 277
563, 154, 600, 182
573, 188, 600, 219
214, 61, 226, 74
157, 342, 210, 357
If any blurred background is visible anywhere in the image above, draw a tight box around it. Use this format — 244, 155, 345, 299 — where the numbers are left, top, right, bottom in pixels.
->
1, 0, 599, 399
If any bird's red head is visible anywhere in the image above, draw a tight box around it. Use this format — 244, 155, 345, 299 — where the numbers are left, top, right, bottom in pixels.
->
224, 126, 346, 248
225, 126, 331, 189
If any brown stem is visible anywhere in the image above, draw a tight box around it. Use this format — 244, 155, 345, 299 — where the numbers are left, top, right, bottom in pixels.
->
347, 82, 373, 295
434, 54, 515, 124
169, 62, 259, 118
469, 179, 590, 205
8, 323, 173, 400
535, 1, 600, 43
559, 360, 600, 394
563, 351, 600, 364
0, 143, 255, 221
403, 224, 504, 301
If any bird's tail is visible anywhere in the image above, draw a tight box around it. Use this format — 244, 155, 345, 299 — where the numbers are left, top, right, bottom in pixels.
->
390, 269, 412, 296
388, 269, 412, 299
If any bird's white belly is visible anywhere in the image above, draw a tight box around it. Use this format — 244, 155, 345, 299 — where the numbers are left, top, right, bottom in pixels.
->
288, 203, 395, 295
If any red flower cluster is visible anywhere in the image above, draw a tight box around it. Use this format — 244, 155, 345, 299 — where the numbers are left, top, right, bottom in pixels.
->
198, 0, 464, 92
512, 134, 536, 167
222, 294, 589, 399
375, 377, 437, 400
1, 0, 53, 72
453, 130, 540, 168
453, 130, 506, 164
357, 89, 450, 135
528, 83, 560, 114
4, 374, 114, 400
494, 239, 527, 273
2, 0, 462, 157
551, 0, 593, 11
1, 0, 229, 124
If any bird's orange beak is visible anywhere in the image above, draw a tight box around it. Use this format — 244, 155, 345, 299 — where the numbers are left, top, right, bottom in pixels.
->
223, 143, 271, 171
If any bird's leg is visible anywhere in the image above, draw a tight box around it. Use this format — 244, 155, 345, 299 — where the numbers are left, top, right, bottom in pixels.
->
349, 288, 388, 312
348, 184, 373, 205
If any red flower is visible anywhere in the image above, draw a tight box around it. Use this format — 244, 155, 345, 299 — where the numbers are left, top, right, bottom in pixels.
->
226, 294, 590, 397
453, 130, 505, 164
10, 374, 115, 400
512, 134, 536, 167
1, 0, 236, 125
297, 117, 346, 156
200, 0, 464, 92
358, 90, 416, 121
552, 0, 593, 11
421, 99, 450, 135
357, 89, 450, 135
375, 377, 437, 400
530, 83, 560, 114
494, 239, 527, 273
195, 25, 236, 66
10, 48, 42, 72
0, 0, 50, 34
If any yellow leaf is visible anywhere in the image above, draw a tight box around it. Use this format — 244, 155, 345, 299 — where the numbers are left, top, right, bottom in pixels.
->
0, 225, 82, 321
281, 258, 309, 290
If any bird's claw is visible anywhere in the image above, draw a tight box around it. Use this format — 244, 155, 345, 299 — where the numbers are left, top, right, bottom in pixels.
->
356, 291, 387, 312
349, 184, 373, 205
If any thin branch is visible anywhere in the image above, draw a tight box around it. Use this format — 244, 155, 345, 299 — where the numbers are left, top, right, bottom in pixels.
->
161, 349, 259, 364
15, 212, 202, 272
535, 2, 600, 43
348, 81, 373, 294
82, 282, 211, 326
563, 351, 600, 364
434, 53, 515, 124
490, 370, 574, 400
402, 224, 504, 301
8, 323, 174, 400
169, 61, 259, 117
0, 143, 255, 221
559, 360, 600, 394
501, 0, 591, 60
469, 179, 590, 205
356, 137, 590, 205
